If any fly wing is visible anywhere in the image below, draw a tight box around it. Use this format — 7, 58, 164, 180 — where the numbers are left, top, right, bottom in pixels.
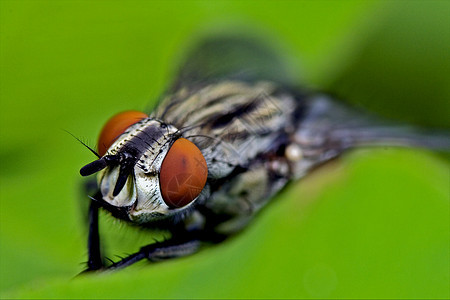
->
169, 34, 296, 91
152, 34, 301, 124
289, 95, 450, 180
298, 95, 450, 150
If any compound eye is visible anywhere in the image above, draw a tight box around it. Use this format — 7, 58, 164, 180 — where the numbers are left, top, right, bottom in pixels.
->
97, 111, 148, 156
159, 138, 208, 208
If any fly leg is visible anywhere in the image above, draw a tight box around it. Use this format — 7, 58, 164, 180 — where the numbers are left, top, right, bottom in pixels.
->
105, 223, 228, 271
87, 199, 103, 270
79, 193, 104, 274
106, 231, 211, 271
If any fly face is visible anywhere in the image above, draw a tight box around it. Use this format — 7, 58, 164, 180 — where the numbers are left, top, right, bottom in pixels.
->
81, 112, 208, 224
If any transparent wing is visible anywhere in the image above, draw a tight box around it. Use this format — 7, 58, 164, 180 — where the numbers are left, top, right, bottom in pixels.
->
169, 34, 296, 90
297, 95, 450, 150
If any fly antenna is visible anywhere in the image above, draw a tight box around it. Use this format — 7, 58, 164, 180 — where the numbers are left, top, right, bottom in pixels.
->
64, 129, 101, 158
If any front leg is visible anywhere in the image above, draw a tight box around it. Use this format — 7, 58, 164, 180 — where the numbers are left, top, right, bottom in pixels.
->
104, 226, 228, 271
107, 237, 202, 270
82, 197, 103, 273
81, 195, 227, 272
81, 199, 203, 272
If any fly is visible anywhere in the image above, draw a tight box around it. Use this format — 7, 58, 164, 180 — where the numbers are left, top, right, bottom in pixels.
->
79, 36, 450, 272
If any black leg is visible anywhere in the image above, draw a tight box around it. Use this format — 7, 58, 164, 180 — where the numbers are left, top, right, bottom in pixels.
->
86, 197, 103, 271
79, 194, 228, 272
106, 234, 204, 270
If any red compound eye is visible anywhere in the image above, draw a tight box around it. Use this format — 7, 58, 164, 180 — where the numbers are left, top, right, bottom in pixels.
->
159, 138, 208, 208
97, 110, 148, 156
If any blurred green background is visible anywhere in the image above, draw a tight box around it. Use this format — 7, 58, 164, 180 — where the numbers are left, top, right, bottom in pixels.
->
1, 0, 449, 298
